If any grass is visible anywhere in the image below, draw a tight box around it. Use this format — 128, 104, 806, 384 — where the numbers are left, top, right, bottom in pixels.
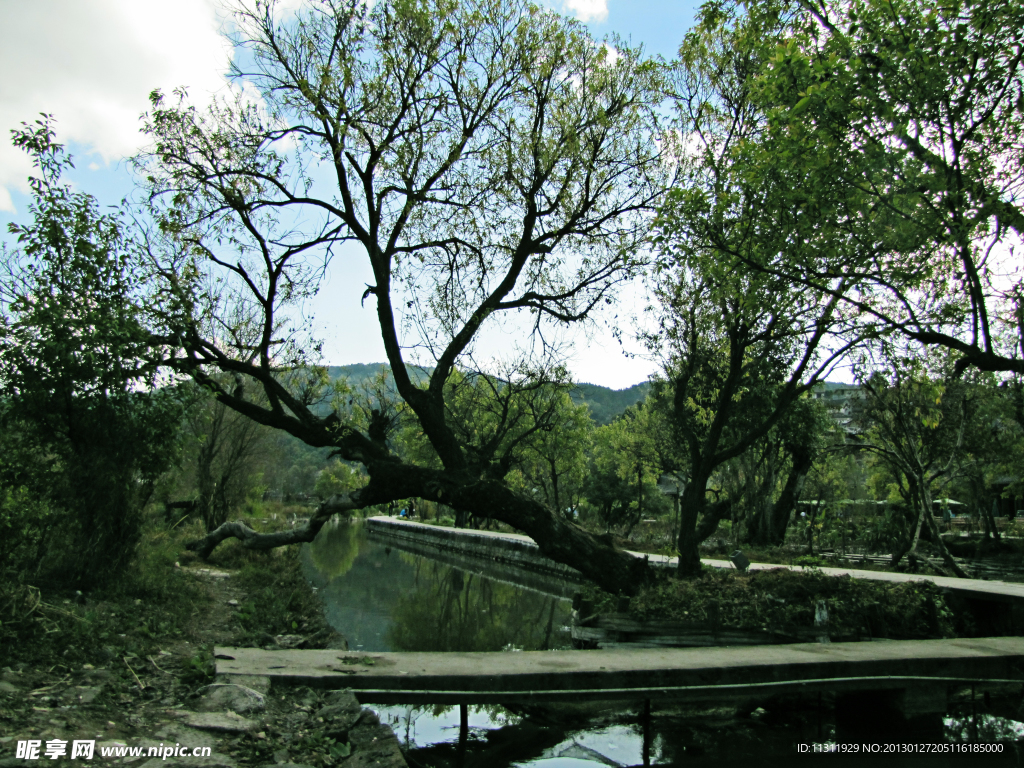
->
231, 551, 334, 644
0, 516, 210, 668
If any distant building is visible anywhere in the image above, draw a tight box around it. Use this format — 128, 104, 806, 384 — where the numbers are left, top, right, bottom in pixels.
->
810, 383, 865, 433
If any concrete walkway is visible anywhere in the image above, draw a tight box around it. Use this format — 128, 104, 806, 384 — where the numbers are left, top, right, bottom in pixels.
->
720, 559, 1024, 604
368, 516, 1024, 605
216, 637, 1024, 704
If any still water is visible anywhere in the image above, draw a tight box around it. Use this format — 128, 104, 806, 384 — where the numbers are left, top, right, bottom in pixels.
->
302, 519, 1023, 767
301, 517, 572, 653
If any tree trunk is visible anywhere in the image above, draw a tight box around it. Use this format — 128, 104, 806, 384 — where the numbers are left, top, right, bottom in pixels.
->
189, 459, 653, 597
919, 505, 968, 577
637, 462, 644, 521
897, 494, 928, 571
902, 482, 968, 578
548, 458, 561, 519
890, 534, 911, 569
671, 494, 680, 550
676, 508, 703, 576
696, 500, 732, 543
768, 446, 813, 545
982, 499, 1001, 541
194, 427, 215, 532
674, 473, 736, 578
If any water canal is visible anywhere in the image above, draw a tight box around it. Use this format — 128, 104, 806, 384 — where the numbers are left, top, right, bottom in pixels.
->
301, 519, 1022, 766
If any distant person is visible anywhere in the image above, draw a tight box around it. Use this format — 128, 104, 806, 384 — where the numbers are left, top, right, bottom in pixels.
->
943, 505, 952, 531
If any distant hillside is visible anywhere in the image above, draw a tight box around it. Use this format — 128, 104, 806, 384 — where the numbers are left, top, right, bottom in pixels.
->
570, 381, 651, 425
815, 380, 856, 390
326, 363, 649, 425
326, 363, 429, 388
326, 363, 389, 384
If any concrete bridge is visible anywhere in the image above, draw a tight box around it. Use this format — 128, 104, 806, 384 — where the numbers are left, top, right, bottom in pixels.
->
216, 638, 1024, 741
215, 638, 1024, 705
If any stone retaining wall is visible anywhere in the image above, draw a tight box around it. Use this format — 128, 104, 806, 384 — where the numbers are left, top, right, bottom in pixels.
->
364, 517, 585, 585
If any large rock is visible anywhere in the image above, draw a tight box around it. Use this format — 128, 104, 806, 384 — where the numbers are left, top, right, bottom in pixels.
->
177, 710, 259, 734
196, 683, 266, 714
317, 690, 365, 733
315, 690, 407, 767
345, 721, 408, 768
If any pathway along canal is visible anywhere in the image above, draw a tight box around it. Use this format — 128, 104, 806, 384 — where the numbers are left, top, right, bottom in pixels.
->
300, 518, 1023, 766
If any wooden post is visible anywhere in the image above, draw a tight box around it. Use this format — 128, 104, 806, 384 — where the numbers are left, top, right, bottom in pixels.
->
642, 699, 651, 768
457, 702, 469, 766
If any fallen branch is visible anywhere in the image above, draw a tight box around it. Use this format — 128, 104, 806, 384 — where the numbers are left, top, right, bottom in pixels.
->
148, 655, 173, 676
186, 495, 358, 560
123, 657, 145, 690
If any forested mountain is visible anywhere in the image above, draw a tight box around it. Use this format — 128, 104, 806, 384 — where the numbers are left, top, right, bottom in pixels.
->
326, 364, 649, 425
571, 382, 652, 425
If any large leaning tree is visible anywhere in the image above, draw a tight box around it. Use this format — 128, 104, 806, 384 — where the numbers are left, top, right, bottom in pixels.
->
137, 0, 669, 595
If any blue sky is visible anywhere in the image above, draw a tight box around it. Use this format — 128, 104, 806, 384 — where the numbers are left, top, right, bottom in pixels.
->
0, 0, 704, 389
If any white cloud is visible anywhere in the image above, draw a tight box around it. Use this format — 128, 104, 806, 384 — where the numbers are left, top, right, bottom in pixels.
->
0, 0, 234, 212
561, 0, 608, 23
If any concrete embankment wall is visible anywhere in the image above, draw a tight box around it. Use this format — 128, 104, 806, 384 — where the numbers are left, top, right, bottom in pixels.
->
364, 516, 584, 593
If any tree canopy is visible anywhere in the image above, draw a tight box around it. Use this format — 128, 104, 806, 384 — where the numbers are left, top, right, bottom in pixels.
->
697, 0, 1024, 373
7, 0, 1024, 593
136, 0, 669, 594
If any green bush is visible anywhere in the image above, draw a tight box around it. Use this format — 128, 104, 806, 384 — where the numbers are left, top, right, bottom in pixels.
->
0, 484, 51, 578
0, 122, 183, 589
587, 567, 962, 640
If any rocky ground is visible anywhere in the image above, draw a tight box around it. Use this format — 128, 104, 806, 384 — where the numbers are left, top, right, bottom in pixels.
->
0, 566, 407, 768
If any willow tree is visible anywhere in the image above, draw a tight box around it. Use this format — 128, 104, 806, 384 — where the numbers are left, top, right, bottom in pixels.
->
139, 0, 667, 594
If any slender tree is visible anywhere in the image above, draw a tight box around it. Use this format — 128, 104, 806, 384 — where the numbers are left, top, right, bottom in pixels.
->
852, 347, 973, 576
655, 2, 857, 575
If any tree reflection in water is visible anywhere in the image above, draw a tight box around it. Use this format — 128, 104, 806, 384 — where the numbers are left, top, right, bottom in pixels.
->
303, 520, 571, 653
386, 553, 569, 652
307, 516, 364, 581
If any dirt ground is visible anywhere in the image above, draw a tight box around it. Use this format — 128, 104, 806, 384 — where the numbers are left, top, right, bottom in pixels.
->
0, 565, 406, 768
